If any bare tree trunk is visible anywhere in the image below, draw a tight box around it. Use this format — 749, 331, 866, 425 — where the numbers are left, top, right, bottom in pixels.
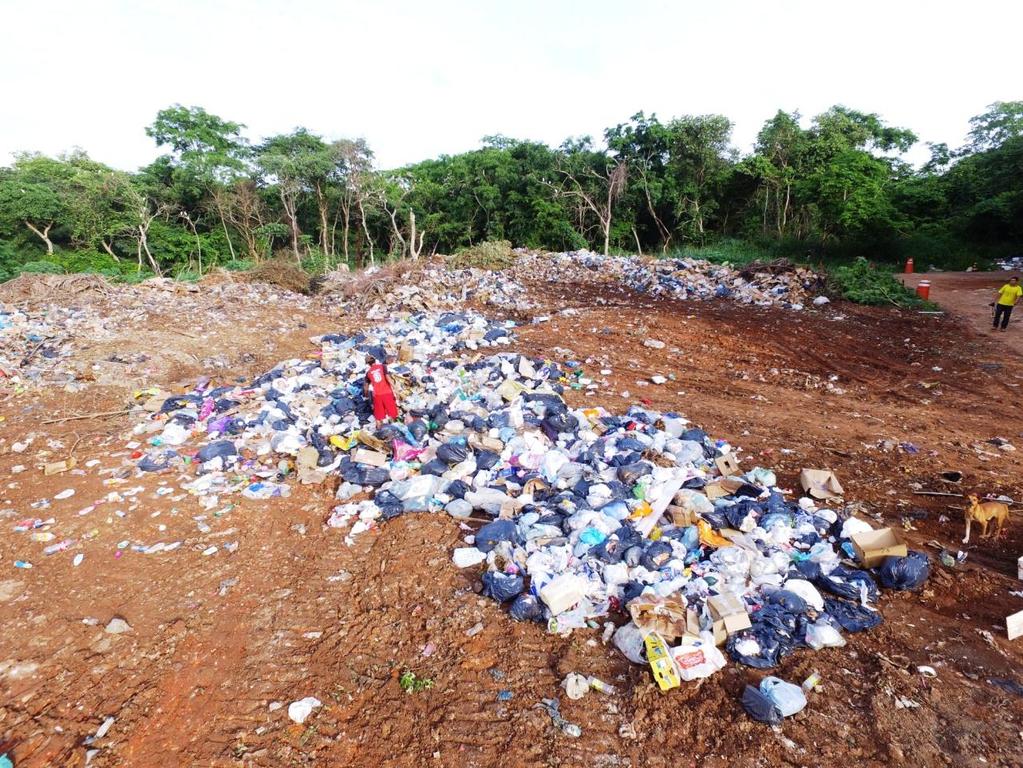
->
357, 197, 375, 266
100, 240, 119, 261
387, 205, 406, 259
315, 182, 331, 260
181, 211, 202, 275
25, 221, 54, 254
408, 210, 424, 260
280, 189, 300, 262
632, 227, 643, 256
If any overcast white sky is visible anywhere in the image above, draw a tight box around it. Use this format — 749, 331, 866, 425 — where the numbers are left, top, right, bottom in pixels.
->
0, 0, 1019, 170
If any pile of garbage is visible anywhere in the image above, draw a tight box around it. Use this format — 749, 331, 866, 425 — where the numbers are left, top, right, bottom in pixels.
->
997, 255, 1023, 272
0, 305, 113, 390
131, 308, 929, 693
512, 251, 823, 308
319, 262, 534, 318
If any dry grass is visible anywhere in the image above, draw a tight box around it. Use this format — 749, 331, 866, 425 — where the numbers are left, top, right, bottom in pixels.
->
0, 273, 113, 305
246, 259, 312, 294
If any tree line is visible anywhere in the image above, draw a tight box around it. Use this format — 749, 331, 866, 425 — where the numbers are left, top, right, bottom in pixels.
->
0, 101, 1020, 279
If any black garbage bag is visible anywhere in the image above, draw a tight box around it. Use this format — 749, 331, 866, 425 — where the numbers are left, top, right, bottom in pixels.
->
436, 442, 470, 465
816, 565, 878, 603
375, 490, 404, 521
700, 508, 729, 530
375, 423, 406, 443
196, 440, 237, 463
345, 464, 390, 487
640, 540, 674, 570
822, 597, 883, 633
792, 559, 822, 582
482, 571, 525, 602
741, 685, 782, 725
476, 450, 501, 470
475, 519, 520, 552
724, 499, 762, 529
544, 412, 579, 434
407, 419, 429, 442
727, 604, 802, 669
617, 462, 652, 485
139, 451, 176, 472
767, 590, 810, 615
420, 458, 449, 477
877, 551, 931, 591
509, 593, 544, 622
616, 436, 647, 453
620, 581, 646, 604
446, 479, 470, 499
681, 427, 708, 443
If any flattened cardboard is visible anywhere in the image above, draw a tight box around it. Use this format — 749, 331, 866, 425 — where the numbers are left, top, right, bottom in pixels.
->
715, 454, 741, 477
800, 468, 844, 500
630, 596, 688, 640
704, 477, 746, 500
1008, 609, 1023, 641
850, 527, 907, 569
707, 594, 752, 639
352, 448, 389, 468
667, 505, 697, 527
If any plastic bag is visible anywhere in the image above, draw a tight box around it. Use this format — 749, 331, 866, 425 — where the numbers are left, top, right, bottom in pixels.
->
392, 440, 425, 462
475, 519, 520, 552
617, 462, 652, 485
760, 676, 807, 717
613, 622, 647, 664
741, 684, 782, 725
482, 571, 524, 602
476, 450, 501, 470
816, 565, 878, 604
509, 593, 544, 622
805, 620, 847, 650
437, 442, 470, 465
877, 551, 930, 591
766, 589, 810, 615
822, 597, 883, 633
781, 579, 825, 611
420, 458, 449, 476
196, 440, 238, 462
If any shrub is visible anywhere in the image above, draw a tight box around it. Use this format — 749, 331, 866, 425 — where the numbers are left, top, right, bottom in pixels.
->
447, 240, 517, 270
829, 257, 927, 307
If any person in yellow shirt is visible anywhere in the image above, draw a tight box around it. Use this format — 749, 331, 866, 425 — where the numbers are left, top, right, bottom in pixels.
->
993, 275, 1022, 331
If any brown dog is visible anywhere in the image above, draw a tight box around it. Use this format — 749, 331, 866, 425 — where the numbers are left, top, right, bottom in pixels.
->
962, 494, 1010, 544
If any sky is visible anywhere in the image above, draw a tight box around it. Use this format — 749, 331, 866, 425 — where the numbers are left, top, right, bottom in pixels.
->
1, 0, 1019, 171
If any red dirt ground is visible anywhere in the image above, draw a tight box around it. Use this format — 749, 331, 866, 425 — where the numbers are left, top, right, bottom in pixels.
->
2, 272, 1023, 767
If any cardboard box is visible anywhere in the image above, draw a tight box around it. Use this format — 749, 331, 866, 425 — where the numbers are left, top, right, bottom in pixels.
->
800, 468, 844, 500
707, 594, 752, 643
352, 448, 389, 468
1008, 609, 1023, 641
850, 527, 907, 568
629, 596, 688, 640
715, 454, 740, 477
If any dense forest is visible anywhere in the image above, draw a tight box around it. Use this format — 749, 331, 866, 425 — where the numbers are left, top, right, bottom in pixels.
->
0, 101, 1020, 281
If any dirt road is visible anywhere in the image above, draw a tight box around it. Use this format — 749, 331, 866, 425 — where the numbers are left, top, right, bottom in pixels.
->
900, 271, 1023, 355
2, 274, 1023, 767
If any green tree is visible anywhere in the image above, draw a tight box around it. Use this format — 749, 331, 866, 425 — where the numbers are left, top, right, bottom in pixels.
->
967, 101, 1023, 151
0, 153, 77, 254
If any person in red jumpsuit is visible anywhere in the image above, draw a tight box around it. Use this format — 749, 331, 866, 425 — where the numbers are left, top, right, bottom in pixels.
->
364, 352, 399, 422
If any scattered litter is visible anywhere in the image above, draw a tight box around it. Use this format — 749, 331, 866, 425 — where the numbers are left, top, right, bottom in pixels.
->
287, 696, 322, 724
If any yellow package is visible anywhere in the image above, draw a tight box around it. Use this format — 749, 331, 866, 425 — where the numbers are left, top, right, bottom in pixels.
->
697, 519, 731, 548
644, 632, 681, 692
629, 500, 653, 520
330, 434, 357, 451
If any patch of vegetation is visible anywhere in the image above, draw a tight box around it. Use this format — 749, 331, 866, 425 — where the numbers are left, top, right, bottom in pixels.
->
247, 258, 311, 294
828, 257, 929, 307
447, 240, 517, 270
399, 670, 434, 694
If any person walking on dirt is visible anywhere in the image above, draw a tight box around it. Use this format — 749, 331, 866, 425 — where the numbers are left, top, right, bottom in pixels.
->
992, 275, 1022, 331
364, 351, 399, 422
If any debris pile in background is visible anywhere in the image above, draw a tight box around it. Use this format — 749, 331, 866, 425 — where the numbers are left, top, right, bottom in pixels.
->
512, 251, 823, 308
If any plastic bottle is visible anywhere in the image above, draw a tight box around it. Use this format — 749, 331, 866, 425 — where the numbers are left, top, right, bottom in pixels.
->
802, 670, 821, 692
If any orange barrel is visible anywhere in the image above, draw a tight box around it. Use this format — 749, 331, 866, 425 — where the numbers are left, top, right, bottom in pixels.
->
916, 280, 930, 300
904, 258, 914, 274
